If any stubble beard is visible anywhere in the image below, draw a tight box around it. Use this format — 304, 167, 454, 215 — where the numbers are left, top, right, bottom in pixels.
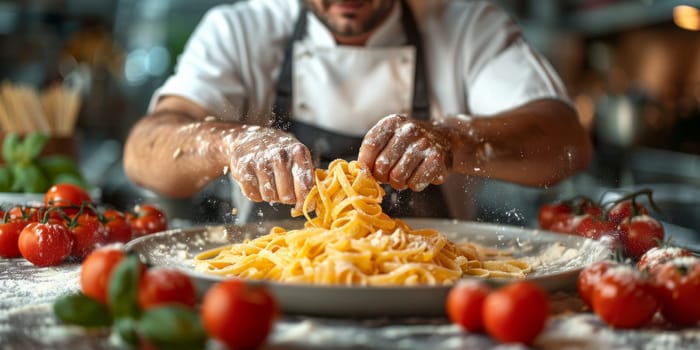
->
306, 0, 394, 37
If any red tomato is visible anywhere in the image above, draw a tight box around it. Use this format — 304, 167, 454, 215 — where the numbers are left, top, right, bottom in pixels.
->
8, 206, 43, 222
44, 183, 93, 210
579, 199, 604, 218
0, 221, 28, 258
549, 214, 588, 235
482, 281, 549, 345
591, 265, 658, 328
651, 257, 700, 326
137, 267, 197, 310
69, 214, 109, 260
637, 246, 692, 274
606, 200, 649, 225
542, 197, 604, 233
585, 205, 603, 217
619, 215, 665, 260
80, 247, 126, 304
446, 280, 490, 332
574, 215, 618, 240
538, 203, 572, 230
17, 207, 64, 223
102, 209, 133, 243
18, 222, 73, 266
577, 260, 620, 308
127, 204, 167, 238
201, 279, 278, 350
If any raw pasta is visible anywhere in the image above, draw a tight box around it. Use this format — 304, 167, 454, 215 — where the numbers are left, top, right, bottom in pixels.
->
194, 160, 530, 285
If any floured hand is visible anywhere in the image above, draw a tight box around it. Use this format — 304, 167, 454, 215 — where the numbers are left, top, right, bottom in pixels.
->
358, 114, 451, 191
229, 125, 314, 212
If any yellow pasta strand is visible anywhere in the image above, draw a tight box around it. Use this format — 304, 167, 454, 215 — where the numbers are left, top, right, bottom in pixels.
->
194, 159, 530, 285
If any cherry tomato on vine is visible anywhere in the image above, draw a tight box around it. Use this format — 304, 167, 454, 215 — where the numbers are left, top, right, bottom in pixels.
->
538, 203, 573, 230
446, 280, 490, 332
577, 260, 620, 308
201, 279, 278, 350
651, 257, 700, 326
137, 267, 197, 310
0, 220, 29, 258
619, 214, 664, 260
18, 222, 73, 266
8, 206, 43, 222
591, 266, 658, 329
482, 280, 549, 345
540, 197, 602, 234
549, 214, 587, 235
102, 209, 133, 243
637, 246, 692, 274
580, 199, 604, 218
44, 183, 93, 211
80, 247, 126, 304
127, 204, 167, 238
574, 215, 618, 240
68, 213, 109, 260
606, 200, 649, 225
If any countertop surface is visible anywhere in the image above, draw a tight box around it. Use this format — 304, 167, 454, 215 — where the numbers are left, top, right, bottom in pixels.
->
3, 257, 700, 350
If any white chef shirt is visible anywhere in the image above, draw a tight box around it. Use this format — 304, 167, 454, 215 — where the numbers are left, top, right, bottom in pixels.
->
149, 0, 570, 125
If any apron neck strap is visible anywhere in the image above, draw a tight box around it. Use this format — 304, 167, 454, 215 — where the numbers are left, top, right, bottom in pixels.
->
271, 3, 307, 128
272, 0, 430, 129
399, 0, 430, 120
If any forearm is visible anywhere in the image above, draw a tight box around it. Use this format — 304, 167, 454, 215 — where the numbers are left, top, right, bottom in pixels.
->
123, 111, 240, 198
443, 99, 593, 186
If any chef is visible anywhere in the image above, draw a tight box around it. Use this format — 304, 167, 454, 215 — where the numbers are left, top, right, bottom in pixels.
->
123, 0, 592, 222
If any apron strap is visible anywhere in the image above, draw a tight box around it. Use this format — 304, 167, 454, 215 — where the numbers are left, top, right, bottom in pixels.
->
271, 3, 307, 129
399, 0, 430, 120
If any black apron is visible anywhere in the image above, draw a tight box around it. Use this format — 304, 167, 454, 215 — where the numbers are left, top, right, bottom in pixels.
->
271, 0, 448, 218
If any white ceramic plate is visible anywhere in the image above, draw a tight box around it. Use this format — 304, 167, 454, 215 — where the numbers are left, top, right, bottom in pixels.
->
125, 218, 609, 317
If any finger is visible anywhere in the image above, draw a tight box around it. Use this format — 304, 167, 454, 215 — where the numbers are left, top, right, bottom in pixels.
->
272, 151, 296, 205
290, 144, 315, 211
389, 138, 429, 190
256, 158, 277, 202
373, 123, 421, 183
408, 153, 448, 191
231, 158, 263, 202
358, 115, 401, 171
239, 178, 263, 202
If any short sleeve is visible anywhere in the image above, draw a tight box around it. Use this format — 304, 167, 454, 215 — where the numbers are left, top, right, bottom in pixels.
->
461, 3, 570, 115
148, 6, 248, 119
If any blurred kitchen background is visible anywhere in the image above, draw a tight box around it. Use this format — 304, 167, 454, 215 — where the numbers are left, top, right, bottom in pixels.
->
0, 0, 698, 241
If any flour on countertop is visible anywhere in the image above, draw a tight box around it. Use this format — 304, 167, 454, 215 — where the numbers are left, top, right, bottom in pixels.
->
3, 223, 700, 350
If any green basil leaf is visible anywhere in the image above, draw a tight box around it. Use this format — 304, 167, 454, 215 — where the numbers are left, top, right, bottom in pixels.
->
53, 293, 112, 327
107, 254, 142, 319
20, 132, 49, 162
37, 154, 82, 178
2, 132, 20, 164
9, 163, 50, 193
22, 163, 50, 193
9, 163, 27, 192
113, 317, 140, 347
138, 306, 207, 350
0, 166, 13, 192
51, 172, 88, 189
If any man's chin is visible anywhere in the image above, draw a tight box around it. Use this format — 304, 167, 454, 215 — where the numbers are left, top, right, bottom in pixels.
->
328, 19, 366, 36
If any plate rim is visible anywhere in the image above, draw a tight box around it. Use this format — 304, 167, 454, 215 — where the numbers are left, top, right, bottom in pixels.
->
125, 219, 608, 316
124, 218, 608, 291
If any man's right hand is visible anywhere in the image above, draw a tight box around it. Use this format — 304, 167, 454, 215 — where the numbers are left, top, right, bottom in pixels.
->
229, 126, 315, 212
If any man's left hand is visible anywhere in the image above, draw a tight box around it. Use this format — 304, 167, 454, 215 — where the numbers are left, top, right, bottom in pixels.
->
358, 114, 451, 191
